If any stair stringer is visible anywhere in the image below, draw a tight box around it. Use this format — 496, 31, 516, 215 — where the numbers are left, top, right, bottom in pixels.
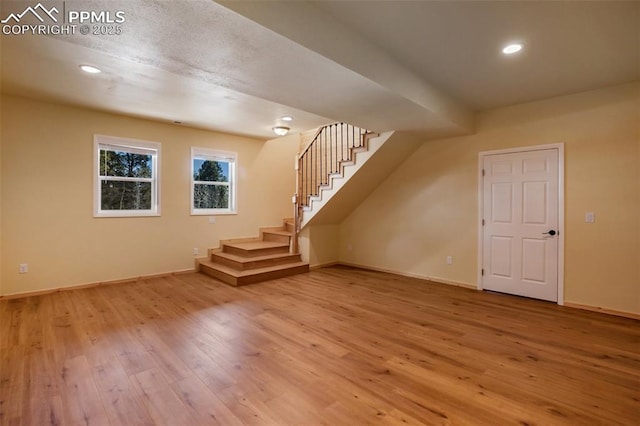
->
300, 131, 422, 228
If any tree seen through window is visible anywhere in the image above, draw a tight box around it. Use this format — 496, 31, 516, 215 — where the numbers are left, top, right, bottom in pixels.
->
100, 150, 153, 211
193, 159, 230, 209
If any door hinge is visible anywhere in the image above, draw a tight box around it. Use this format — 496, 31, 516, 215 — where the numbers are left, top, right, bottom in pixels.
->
482, 219, 485, 226
482, 169, 485, 177
481, 269, 484, 276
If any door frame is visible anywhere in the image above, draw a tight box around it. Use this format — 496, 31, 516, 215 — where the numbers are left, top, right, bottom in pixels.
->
477, 143, 565, 305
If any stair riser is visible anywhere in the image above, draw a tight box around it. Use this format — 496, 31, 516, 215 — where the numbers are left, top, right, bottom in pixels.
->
236, 264, 309, 286
199, 264, 239, 286
199, 262, 309, 287
284, 222, 294, 233
212, 253, 302, 270
262, 232, 291, 244
223, 244, 289, 257
199, 217, 307, 287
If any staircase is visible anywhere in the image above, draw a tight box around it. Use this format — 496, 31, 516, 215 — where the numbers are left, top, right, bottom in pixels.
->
197, 219, 309, 286
295, 123, 378, 230
297, 123, 376, 211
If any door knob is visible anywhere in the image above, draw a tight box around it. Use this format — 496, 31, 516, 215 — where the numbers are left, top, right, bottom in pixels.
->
542, 230, 557, 236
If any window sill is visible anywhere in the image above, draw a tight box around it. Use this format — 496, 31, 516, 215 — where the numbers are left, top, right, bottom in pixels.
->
191, 209, 237, 216
94, 211, 161, 218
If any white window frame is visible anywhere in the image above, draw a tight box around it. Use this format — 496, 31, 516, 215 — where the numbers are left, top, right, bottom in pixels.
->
93, 135, 161, 217
191, 147, 237, 215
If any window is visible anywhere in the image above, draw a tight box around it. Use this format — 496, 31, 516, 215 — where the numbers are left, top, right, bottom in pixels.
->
94, 135, 160, 217
191, 147, 237, 215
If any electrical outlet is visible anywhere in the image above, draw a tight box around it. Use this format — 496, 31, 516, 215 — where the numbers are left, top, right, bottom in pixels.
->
208, 217, 216, 224
446, 256, 453, 265
19, 264, 28, 274
193, 248, 199, 256
585, 212, 595, 223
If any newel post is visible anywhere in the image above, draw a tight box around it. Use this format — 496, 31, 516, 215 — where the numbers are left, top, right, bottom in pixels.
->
292, 152, 301, 254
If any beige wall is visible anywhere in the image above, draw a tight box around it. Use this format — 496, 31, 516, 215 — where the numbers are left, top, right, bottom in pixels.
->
3, 83, 638, 315
0, 94, 3, 295
298, 224, 340, 268
340, 82, 640, 315
0, 95, 298, 296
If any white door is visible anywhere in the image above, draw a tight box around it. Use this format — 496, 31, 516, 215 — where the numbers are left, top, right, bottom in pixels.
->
482, 149, 559, 302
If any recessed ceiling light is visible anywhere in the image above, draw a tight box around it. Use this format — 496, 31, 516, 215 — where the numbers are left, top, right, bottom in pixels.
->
281, 116, 293, 122
80, 65, 101, 74
502, 43, 523, 55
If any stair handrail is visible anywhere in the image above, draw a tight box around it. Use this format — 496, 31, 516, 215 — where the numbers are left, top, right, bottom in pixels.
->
299, 125, 327, 159
293, 124, 326, 251
293, 122, 374, 254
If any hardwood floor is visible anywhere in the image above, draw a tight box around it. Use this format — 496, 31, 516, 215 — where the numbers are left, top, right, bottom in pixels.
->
1, 266, 638, 425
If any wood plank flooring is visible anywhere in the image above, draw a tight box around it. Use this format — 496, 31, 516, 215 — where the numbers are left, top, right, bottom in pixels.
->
1, 265, 638, 425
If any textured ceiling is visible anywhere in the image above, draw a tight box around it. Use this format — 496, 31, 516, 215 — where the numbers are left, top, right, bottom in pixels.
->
1, 0, 638, 139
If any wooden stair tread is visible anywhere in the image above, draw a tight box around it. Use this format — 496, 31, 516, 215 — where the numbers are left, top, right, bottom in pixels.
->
199, 218, 305, 286
199, 259, 308, 278
263, 230, 292, 236
200, 260, 309, 286
213, 251, 298, 264
224, 241, 289, 250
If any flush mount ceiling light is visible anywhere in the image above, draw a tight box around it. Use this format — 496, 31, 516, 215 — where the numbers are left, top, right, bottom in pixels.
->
272, 126, 290, 136
281, 116, 293, 122
502, 43, 523, 55
80, 65, 101, 74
